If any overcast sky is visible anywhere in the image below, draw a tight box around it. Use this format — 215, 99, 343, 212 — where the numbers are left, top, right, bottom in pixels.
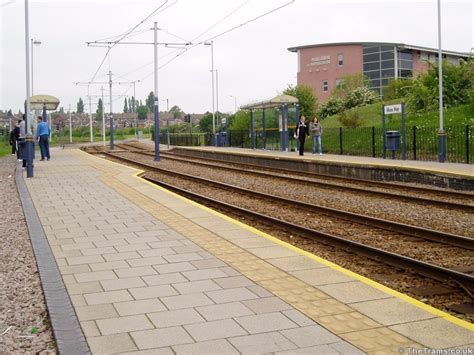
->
1, 0, 472, 114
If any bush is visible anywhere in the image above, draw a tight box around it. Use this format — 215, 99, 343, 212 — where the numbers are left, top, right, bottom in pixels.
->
344, 87, 378, 109
384, 78, 413, 100
331, 73, 371, 100
337, 110, 363, 128
317, 97, 345, 119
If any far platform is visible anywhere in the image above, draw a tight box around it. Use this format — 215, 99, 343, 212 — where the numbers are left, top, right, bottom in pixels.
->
153, 144, 473, 190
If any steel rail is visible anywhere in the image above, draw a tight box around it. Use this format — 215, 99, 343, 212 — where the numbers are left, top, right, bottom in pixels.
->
97, 149, 474, 250
114, 143, 474, 212
141, 174, 474, 292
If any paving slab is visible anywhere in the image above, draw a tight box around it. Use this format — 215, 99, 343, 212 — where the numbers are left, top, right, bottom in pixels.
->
22, 148, 473, 354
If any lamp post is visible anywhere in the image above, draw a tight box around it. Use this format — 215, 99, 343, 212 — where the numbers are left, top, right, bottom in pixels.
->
229, 95, 237, 113
204, 41, 216, 145
437, 0, 446, 162
30, 38, 41, 97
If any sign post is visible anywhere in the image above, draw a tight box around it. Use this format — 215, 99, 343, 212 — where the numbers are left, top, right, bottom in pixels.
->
382, 103, 406, 160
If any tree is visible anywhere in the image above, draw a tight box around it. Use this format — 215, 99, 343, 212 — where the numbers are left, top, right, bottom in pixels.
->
146, 91, 154, 112
137, 105, 149, 120
131, 96, 136, 113
228, 110, 250, 130
7, 109, 13, 117
283, 84, 317, 119
77, 97, 84, 113
407, 60, 474, 112
198, 112, 213, 132
169, 105, 184, 119
128, 98, 132, 113
124, 98, 129, 113
96, 98, 104, 121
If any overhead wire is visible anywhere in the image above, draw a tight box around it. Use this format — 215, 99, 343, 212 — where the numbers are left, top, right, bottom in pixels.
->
87, 0, 169, 84
156, 0, 295, 72
114, 0, 250, 83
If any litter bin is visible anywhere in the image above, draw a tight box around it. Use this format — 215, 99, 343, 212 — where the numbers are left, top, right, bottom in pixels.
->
386, 130, 400, 159
220, 132, 227, 147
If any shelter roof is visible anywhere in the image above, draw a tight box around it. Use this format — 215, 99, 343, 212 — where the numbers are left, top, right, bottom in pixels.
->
30, 95, 60, 110
240, 94, 298, 110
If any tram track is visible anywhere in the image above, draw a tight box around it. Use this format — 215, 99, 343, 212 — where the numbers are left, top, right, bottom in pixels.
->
85, 147, 474, 294
116, 142, 474, 212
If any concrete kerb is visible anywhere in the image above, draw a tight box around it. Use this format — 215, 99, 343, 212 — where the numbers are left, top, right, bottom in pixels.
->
16, 164, 91, 355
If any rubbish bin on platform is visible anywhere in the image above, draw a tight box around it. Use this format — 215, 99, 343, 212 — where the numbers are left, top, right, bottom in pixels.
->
386, 130, 400, 159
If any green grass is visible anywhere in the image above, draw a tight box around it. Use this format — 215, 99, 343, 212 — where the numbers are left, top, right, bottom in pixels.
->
322, 101, 474, 129
0, 141, 12, 158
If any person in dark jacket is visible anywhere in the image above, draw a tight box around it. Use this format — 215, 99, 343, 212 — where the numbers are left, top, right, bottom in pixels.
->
9, 122, 20, 156
294, 115, 309, 156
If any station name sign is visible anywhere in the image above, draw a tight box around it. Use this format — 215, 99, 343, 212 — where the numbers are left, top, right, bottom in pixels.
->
307, 55, 331, 67
384, 104, 402, 115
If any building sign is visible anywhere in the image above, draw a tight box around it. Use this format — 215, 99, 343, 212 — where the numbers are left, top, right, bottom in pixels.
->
384, 104, 402, 115
307, 55, 331, 67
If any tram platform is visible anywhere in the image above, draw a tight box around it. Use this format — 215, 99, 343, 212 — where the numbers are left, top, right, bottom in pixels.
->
157, 144, 474, 190
18, 147, 473, 354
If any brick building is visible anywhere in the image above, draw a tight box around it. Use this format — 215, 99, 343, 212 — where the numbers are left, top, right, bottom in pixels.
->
287, 42, 470, 103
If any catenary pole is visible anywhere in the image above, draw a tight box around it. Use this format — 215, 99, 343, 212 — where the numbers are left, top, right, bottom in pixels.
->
437, 0, 446, 162
109, 70, 114, 149
24, 0, 33, 177
88, 86, 93, 142
133, 81, 137, 139
101, 86, 105, 146
69, 104, 72, 143
153, 22, 160, 161
24, 0, 31, 135
216, 69, 219, 133
211, 41, 215, 145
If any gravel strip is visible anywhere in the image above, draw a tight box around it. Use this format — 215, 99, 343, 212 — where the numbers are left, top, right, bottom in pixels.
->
145, 169, 472, 269
0, 156, 56, 353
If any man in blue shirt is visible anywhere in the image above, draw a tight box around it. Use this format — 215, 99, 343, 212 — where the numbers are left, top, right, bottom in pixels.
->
35, 116, 51, 161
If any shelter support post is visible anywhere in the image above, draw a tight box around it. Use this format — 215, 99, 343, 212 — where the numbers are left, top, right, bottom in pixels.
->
280, 104, 288, 152
250, 110, 255, 149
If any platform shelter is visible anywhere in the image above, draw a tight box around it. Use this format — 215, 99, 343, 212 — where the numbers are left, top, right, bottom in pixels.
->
240, 94, 299, 151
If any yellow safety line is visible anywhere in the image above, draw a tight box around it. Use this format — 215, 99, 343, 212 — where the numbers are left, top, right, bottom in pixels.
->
79, 148, 474, 331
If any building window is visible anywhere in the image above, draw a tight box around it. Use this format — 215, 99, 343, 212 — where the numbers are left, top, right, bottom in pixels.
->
338, 54, 344, 66
323, 80, 329, 92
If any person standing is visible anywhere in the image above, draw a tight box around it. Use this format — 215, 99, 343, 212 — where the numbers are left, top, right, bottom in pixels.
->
295, 115, 309, 156
35, 116, 51, 161
19, 116, 27, 166
9, 122, 20, 156
309, 117, 323, 155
